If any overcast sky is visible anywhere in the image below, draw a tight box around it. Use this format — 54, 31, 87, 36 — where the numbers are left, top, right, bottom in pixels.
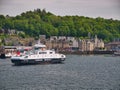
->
0, 0, 120, 20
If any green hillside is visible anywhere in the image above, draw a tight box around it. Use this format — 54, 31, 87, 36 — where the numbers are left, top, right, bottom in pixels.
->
0, 9, 120, 42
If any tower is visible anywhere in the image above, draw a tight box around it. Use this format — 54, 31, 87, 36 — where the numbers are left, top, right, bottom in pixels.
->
94, 35, 98, 47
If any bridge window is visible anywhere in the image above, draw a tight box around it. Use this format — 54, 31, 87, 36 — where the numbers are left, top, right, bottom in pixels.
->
50, 52, 53, 54
39, 52, 47, 54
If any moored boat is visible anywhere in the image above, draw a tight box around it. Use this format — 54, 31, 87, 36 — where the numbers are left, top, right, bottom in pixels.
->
11, 43, 66, 65
114, 51, 120, 56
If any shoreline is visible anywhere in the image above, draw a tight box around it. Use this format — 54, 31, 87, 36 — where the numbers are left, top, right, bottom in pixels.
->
59, 51, 114, 55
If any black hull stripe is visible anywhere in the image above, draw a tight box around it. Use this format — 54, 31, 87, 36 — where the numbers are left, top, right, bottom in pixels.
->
11, 58, 65, 65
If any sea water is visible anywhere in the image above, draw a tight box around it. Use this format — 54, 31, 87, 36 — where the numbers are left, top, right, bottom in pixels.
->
0, 55, 120, 90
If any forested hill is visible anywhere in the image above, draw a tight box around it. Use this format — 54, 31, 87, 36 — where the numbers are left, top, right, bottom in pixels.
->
0, 9, 120, 42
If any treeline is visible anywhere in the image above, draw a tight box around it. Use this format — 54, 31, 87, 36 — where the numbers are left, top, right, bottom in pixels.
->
0, 9, 120, 42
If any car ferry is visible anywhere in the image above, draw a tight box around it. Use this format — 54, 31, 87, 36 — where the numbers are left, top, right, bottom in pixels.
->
11, 43, 66, 65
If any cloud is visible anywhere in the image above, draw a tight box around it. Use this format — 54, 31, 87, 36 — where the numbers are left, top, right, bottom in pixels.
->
0, 0, 120, 20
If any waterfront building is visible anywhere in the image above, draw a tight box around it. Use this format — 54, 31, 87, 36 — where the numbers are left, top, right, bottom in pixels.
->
86, 41, 94, 51
58, 36, 66, 40
41, 35, 104, 52
79, 39, 87, 51
94, 35, 104, 48
105, 41, 120, 51
67, 37, 79, 51
78, 35, 104, 51
79, 39, 94, 51
97, 39, 104, 48
50, 36, 57, 41
47, 36, 69, 51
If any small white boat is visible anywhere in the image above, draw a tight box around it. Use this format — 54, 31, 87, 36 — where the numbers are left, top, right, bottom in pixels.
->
114, 51, 120, 56
11, 43, 66, 65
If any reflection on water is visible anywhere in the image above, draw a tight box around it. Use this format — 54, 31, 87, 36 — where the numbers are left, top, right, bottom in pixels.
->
0, 55, 120, 90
